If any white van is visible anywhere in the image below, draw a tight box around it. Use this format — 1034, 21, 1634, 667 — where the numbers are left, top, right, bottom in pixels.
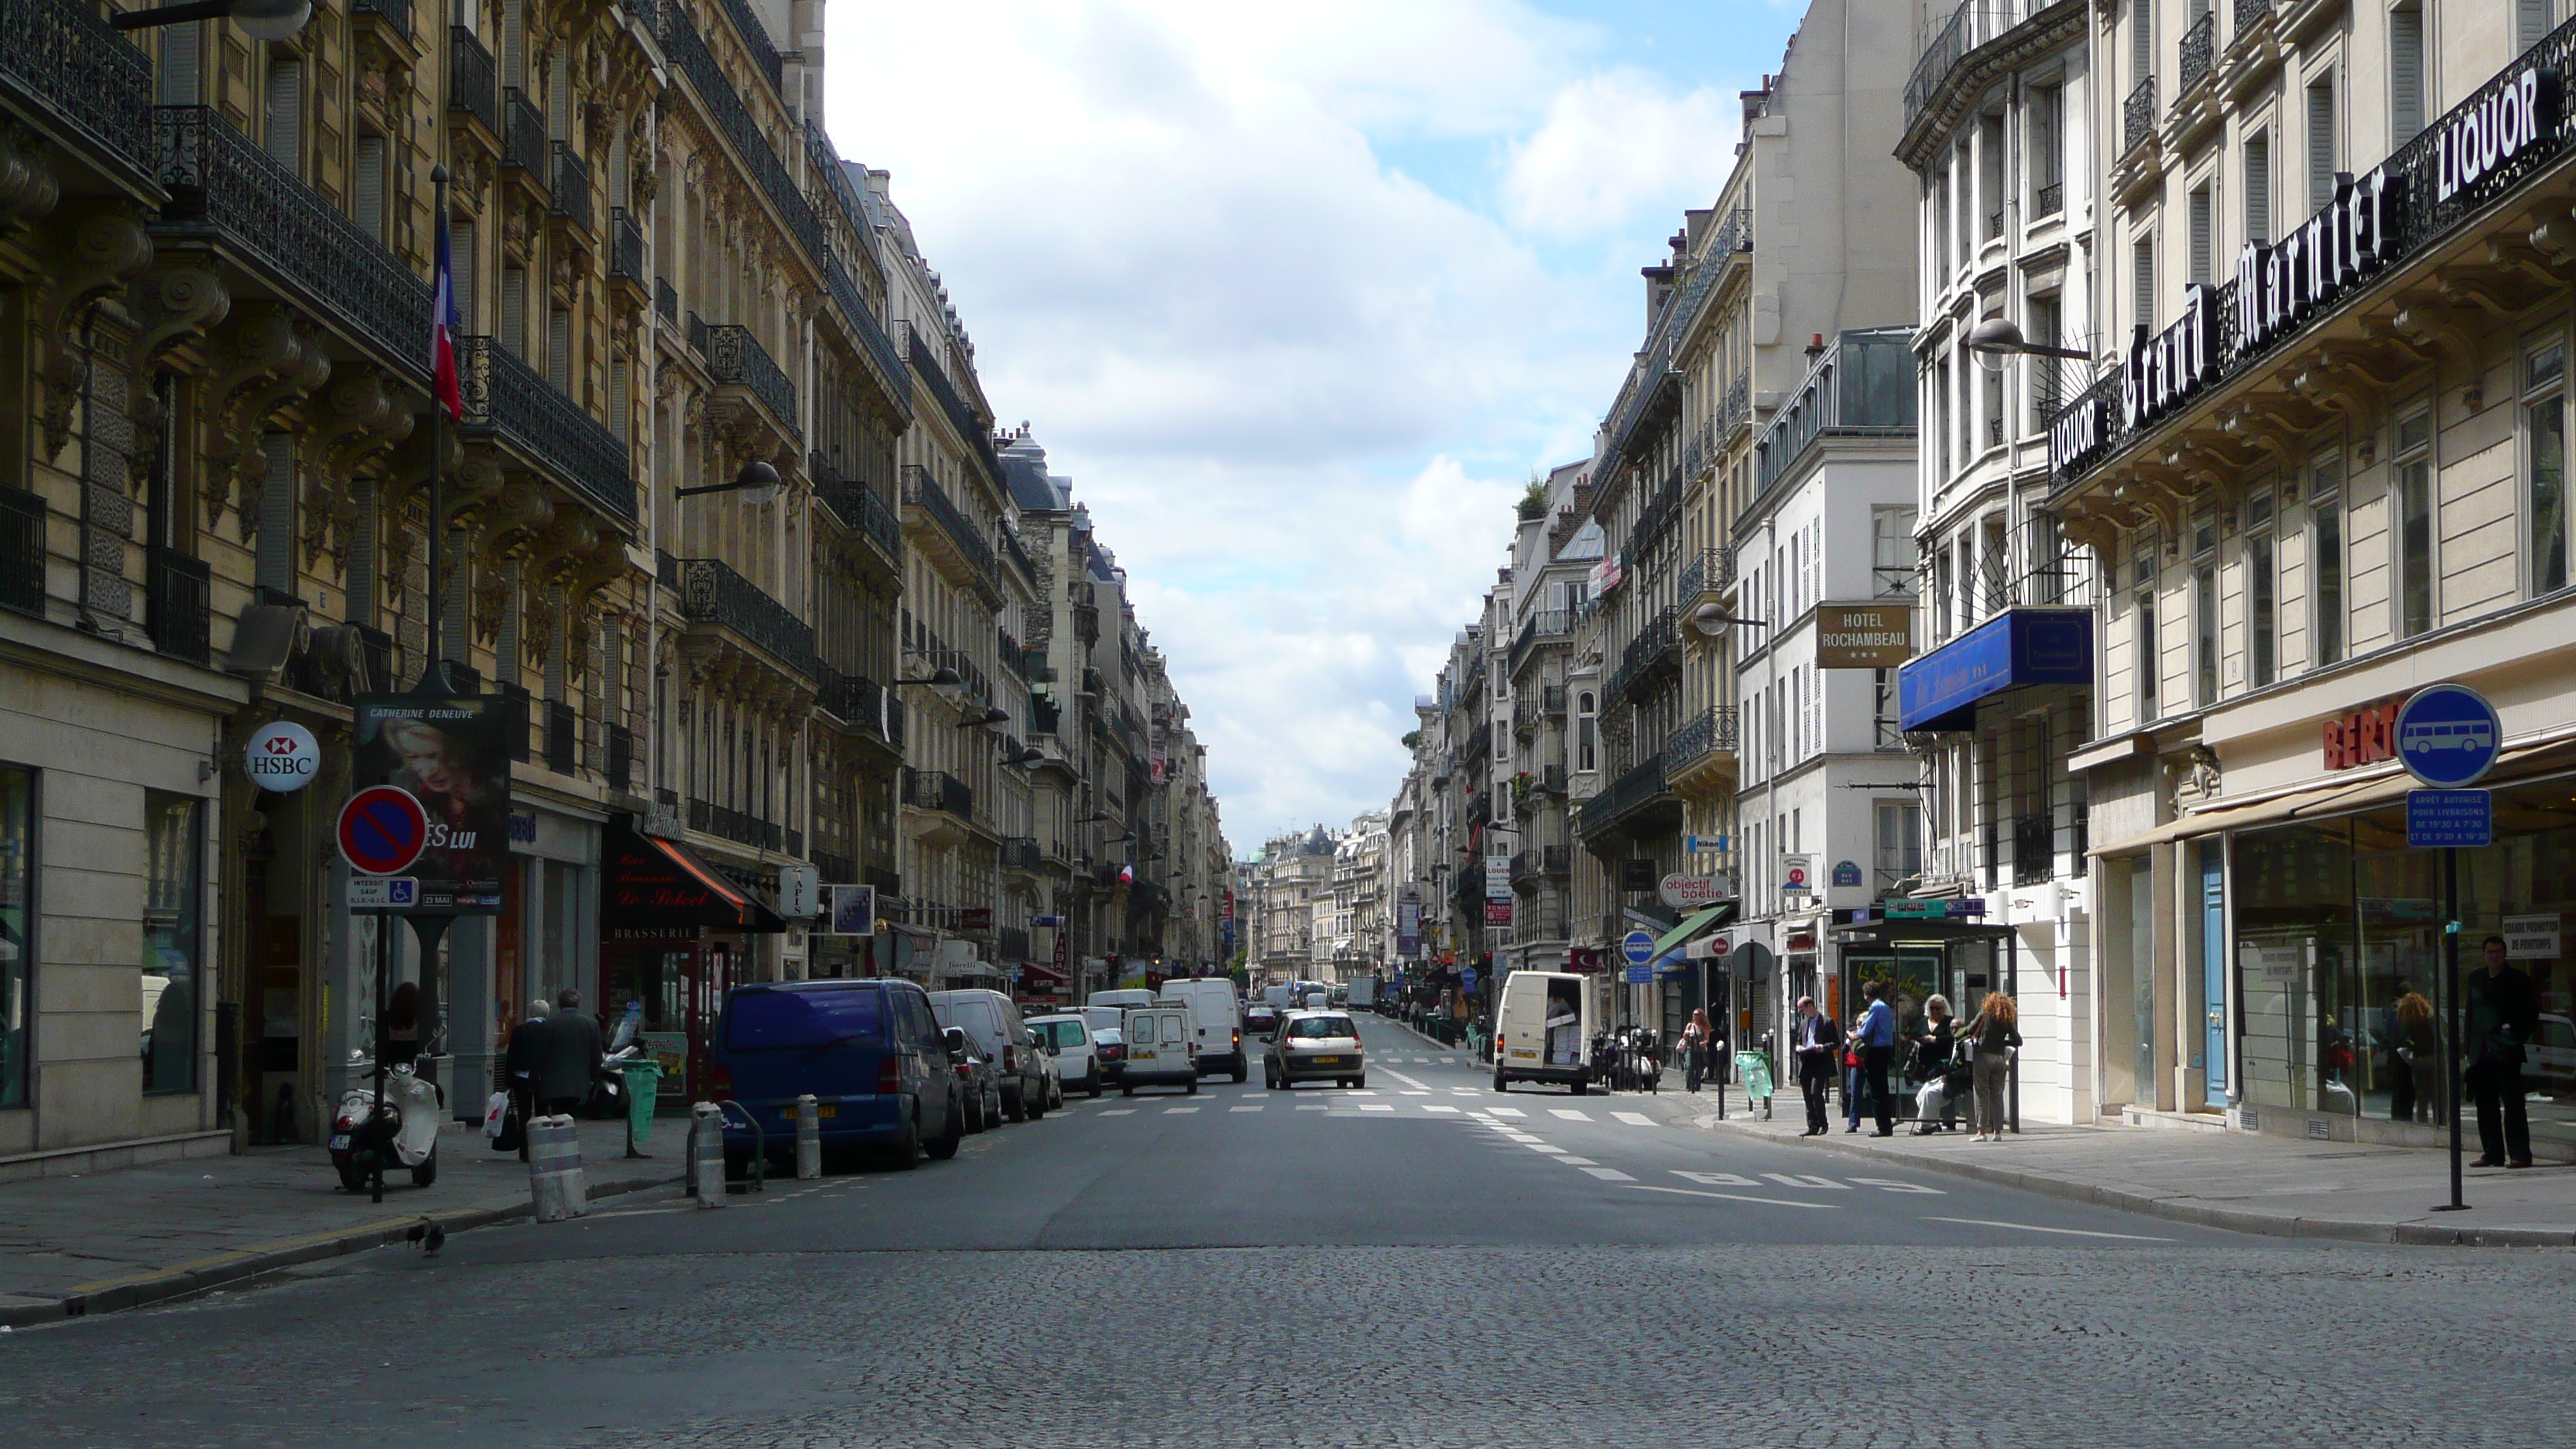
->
1088, 988, 1158, 1013
1157, 978, 1246, 1081
1492, 970, 1592, 1094
1118, 1005, 1199, 1095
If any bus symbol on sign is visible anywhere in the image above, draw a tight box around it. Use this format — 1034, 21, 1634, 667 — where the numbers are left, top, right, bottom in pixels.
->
2394, 685, 2502, 788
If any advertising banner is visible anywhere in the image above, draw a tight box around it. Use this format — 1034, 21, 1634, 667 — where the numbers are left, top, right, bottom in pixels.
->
352, 695, 512, 913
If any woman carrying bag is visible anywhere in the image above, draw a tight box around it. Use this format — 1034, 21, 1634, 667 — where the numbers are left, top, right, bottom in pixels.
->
1909, 995, 1958, 1134
1961, 992, 2021, 1141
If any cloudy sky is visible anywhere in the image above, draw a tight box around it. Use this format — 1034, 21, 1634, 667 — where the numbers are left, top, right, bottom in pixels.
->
823, 0, 1802, 854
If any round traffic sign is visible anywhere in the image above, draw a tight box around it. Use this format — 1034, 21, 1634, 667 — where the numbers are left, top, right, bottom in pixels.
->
1621, 929, 1656, 965
1460, 967, 1478, 988
2395, 684, 2502, 787
243, 720, 320, 793
338, 786, 430, 876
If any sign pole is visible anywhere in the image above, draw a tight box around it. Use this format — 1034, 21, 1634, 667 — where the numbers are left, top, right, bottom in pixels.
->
371, 905, 389, 1204
2437, 846, 2466, 1212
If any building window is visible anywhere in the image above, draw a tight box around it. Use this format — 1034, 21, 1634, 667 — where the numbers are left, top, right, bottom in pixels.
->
2307, 73, 2338, 214
142, 792, 203, 1095
2133, 237, 2155, 333
2193, 517, 2218, 707
353, 133, 386, 245
1872, 507, 1917, 597
2188, 184, 2213, 285
262, 56, 302, 173
2523, 0, 2557, 50
2135, 572, 2159, 725
255, 432, 295, 598
2030, 84, 2064, 216
2389, 6, 2425, 144
156, 21, 200, 104
501, 267, 527, 358
1576, 692, 1596, 773
1933, 541, 1954, 641
1954, 140, 1972, 263
1873, 668, 1901, 749
2528, 342, 2567, 595
1980, 113, 2006, 240
2246, 488, 2276, 687
2029, 295, 2064, 426
2396, 409, 2435, 637
2311, 453, 2345, 666
2131, 0, 2153, 94
1936, 358, 1954, 479
2244, 132, 2271, 245
0, 765, 29, 1109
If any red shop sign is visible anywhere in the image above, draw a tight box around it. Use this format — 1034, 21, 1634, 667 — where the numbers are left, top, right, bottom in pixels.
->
2322, 700, 2403, 772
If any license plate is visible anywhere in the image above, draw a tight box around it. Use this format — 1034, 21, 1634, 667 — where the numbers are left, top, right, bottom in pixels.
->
1309, 1056, 1343, 1066
329, 1134, 350, 1150
814, 1104, 837, 1119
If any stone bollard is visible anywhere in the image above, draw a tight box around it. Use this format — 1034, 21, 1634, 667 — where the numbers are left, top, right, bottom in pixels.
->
794, 1094, 822, 1180
690, 1101, 727, 1208
526, 1114, 587, 1222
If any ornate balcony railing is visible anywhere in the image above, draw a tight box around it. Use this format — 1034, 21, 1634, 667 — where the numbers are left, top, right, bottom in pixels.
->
900, 464, 1000, 587
1575, 756, 1673, 839
656, 276, 678, 323
0, 0, 153, 180
655, 2, 825, 265
550, 142, 591, 231
351, 0, 411, 36
447, 26, 498, 134
902, 767, 972, 820
1679, 547, 1733, 602
903, 323, 1004, 480
608, 206, 645, 281
2032, 180, 2064, 218
152, 107, 434, 385
0, 484, 44, 618
2233, 0, 2272, 34
671, 555, 816, 676
2122, 75, 2156, 155
500, 87, 550, 197
1721, 372, 1752, 435
1662, 706, 1739, 774
819, 667, 890, 741
690, 796, 783, 852
455, 336, 635, 521
2177, 10, 2215, 95
812, 452, 902, 562
1507, 608, 1571, 680
544, 697, 579, 774
146, 545, 210, 665
704, 323, 799, 434
1002, 837, 1044, 873
714, 0, 784, 91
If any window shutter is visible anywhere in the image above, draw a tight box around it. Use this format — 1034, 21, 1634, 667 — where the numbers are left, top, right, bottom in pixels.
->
263, 59, 302, 171
609, 357, 630, 448
2133, 238, 2154, 331
2390, 12, 2424, 142
2523, 0, 2554, 50
354, 135, 385, 245
451, 219, 478, 331
501, 268, 526, 357
2188, 188, 2211, 284
157, 22, 200, 105
255, 433, 295, 594
548, 308, 571, 392
502, 0, 526, 88
2132, 0, 2152, 85
2307, 79, 2337, 212
349, 481, 376, 627
2244, 134, 2269, 245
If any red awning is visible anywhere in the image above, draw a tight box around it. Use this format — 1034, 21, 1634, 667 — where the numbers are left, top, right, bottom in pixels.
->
605, 824, 787, 933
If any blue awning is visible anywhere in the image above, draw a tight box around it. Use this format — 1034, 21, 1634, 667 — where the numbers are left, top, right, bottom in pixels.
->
1898, 608, 2093, 733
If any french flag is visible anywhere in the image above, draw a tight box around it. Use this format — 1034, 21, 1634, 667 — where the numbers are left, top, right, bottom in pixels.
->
430, 209, 461, 420
1119, 862, 1134, 886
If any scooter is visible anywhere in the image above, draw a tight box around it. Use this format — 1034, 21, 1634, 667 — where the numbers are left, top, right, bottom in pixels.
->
329, 1043, 444, 1198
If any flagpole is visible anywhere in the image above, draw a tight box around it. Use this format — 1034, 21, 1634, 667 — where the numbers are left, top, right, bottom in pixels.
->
423, 163, 450, 695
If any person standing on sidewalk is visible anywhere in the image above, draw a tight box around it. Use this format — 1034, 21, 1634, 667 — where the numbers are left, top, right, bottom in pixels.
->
1910, 994, 1957, 1135
1790, 997, 1840, 1136
1857, 983, 1897, 1136
1962, 992, 2021, 1141
536, 988, 605, 1118
2466, 936, 2538, 1169
502, 999, 552, 1160
1680, 1009, 1712, 1094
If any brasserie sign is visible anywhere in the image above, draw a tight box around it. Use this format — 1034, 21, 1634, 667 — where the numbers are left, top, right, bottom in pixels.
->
2049, 43, 2573, 480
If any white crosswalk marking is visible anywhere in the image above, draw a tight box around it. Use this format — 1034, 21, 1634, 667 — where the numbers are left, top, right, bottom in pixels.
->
1101, 1109, 1136, 1116
1489, 1107, 1526, 1118
1578, 1166, 1635, 1181
1673, 1170, 1760, 1187
1228, 1105, 1263, 1113
1164, 1107, 1201, 1115
1296, 1105, 1328, 1111
1760, 1172, 1849, 1189
1400, 1091, 1430, 1096
1557, 1156, 1598, 1166
1438, 1057, 1458, 1064
1611, 1112, 1656, 1127
1525, 1143, 1566, 1154
1422, 1105, 1460, 1114
1412, 1057, 1430, 1063
1359, 1104, 1395, 1112
1549, 1108, 1591, 1122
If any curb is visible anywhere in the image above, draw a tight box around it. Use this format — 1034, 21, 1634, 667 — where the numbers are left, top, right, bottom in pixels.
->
1, 1166, 679, 1331
1692, 1113, 2576, 1249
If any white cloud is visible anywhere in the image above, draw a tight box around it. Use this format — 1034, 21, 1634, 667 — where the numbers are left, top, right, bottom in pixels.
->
1502, 67, 1742, 242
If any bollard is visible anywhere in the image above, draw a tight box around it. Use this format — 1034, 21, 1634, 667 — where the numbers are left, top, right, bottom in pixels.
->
794, 1094, 822, 1180
526, 1113, 587, 1221
690, 1101, 728, 1207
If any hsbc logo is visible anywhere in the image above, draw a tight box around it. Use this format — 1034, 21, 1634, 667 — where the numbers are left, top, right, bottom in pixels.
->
244, 721, 319, 793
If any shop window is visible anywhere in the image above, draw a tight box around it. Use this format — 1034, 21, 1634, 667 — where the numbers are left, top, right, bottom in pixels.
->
0, 765, 29, 1109
2396, 409, 2435, 638
142, 792, 202, 1095
2246, 488, 2276, 687
2526, 342, 2567, 596
2311, 453, 2345, 666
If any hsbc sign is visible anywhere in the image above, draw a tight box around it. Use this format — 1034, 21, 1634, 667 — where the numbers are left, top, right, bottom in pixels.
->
244, 720, 320, 793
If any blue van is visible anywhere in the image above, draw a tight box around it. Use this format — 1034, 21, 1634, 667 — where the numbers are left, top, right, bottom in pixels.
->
713, 978, 964, 1173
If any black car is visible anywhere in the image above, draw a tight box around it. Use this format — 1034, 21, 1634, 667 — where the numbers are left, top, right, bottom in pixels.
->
1244, 1004, 1280, 1039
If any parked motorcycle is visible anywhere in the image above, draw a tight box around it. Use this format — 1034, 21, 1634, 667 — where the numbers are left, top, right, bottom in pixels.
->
329, 1045, 444, 1197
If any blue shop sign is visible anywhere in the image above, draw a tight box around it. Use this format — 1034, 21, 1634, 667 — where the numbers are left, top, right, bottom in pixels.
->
1898, 608, 2094, 733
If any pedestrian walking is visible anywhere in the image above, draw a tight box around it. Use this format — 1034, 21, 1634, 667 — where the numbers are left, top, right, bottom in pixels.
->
1790, 996, 1841, 1136
1857, 983, 1897, 1136
1680, 1009, 1712, 1094
2374, 983, 2434, 1123
2465, 937, 2538, 1169
1962, 991, 2021, 1141
1910, 994, 1958, 1135
502, 998, 551, 1160
536, 988, 605, 1118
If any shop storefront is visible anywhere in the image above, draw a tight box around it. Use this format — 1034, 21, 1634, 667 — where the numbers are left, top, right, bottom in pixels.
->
599, 824, 784, 1112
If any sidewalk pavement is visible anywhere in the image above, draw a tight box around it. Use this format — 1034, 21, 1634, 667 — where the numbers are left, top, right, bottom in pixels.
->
0, 1116, 680, 1329
1684, 1084, 2576, 1248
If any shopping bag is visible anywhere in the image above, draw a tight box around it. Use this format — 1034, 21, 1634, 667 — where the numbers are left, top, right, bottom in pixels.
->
482, 1091, 509, 1139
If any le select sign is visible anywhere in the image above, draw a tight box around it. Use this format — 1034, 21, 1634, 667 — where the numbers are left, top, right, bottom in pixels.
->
244, 720, 320, 793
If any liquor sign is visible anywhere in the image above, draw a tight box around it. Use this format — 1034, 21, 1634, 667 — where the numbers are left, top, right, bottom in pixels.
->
1814, 603, 1915, 669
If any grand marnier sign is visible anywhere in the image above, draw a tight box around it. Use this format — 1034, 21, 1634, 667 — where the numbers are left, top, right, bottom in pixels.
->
2051, 48, 2569, 478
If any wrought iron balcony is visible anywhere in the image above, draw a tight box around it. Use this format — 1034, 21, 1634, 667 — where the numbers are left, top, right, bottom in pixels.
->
900, 464, 1001, 591
812, 452, 902, 563
2177, 10, 2215, 95
656, 276, 678, 323
500, 87, 550, 198
902, 767, 972, 820
1679, 547, 1732, 603
543, 697, 578, 774
1575, 755, 1677, 840
1002, 837, 1044, 873
903, 324, 1002, 479
1605, 605, 1681, 706
2234, 0, 2273, 34
351, 0, 411, 39
0, 484, 43, 618
454, 336, 635, 522
1506, 608, 1571, 680
147, 545, 210, 665
447, 26, 498, 135
817, 667, 886, 736
608, 207, 645, 283
2033, 180, 2064, 218
714, 0, 784, 91
2122, 75, 2156, 155
550, 142, 592, 232
152, 107, 436, 388
670, 555, 817, 676
653, 3, 826, 283
690, 796, 783, 852
1663, 706, 1739, 775
1721, 372, 1752, 434
605, 721, 633, 793
704, 323, 799, 434
0, 0, 153, 180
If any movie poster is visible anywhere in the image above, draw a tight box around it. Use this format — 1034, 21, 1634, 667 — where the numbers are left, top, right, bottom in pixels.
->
351, 696, 512, 913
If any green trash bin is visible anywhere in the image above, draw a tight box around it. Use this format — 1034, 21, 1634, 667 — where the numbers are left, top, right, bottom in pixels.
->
615, 1059, 663, 1147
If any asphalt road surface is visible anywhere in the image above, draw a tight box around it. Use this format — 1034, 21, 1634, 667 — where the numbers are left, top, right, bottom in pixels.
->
8, 1017, 2574, 1447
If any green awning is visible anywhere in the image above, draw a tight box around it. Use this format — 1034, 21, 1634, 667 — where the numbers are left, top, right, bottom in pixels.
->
1649, 903, 1733, 959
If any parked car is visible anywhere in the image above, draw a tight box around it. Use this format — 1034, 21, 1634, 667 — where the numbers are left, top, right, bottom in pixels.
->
944, 1029, 1002, 1132
1244, 1004, 1280, 1039
712, 978, 964, 1175
930, 988, 1050, 1122
1118, 1005, 1199, 1094
1159, 977, 1248, 1081
1029, 1013, 1105, 1097
2533, 1012, 2576, 1094
1264, 1009, 1365, 1089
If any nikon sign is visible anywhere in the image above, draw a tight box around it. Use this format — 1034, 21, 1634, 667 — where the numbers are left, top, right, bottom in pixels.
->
1814, 603, 1915, 670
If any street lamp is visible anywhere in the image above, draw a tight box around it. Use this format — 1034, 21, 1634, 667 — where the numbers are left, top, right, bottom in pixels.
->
1690, 602, 1774, 637
1965, 315, 2092, 373
675, 458, 783, 503
112, 0, 309, 39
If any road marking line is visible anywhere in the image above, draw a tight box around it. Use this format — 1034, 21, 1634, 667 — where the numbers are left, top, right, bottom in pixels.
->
1612, 1112, 1656, 1127
1100, 1109, 1136, 1116
1923, 1217, 2173, 1242
1229, 1105, 1264, 1113
1163, 1107, 1201, 1115
1549, 1108, 1592, 1122
1524, 1143, 1566, 1154
1296, 1105, 1328, 1112
1673, 1170, 1761, 1187
1626, 1184, 1831, 1208
1439, 1057, 1458, 1064
1400, 1091, 1430, 1096
1412, 1057, 1430, 1063
1341, 1090, 1378, 1097
1359, 1104, 1395, 1112
1849, 1177, 1946, 1194
1761, 1173, 1851, 1190
1578, 1166, 1635, 1181
1489, 1107, 1526, 1118
1422, 1105, 1460, 1114
1556, 1156, 1598, 1166
1451, 1088, 1481, 1095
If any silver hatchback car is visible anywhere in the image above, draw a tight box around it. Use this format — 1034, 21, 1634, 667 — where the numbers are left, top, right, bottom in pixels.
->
1263, 1009, 1365, 1089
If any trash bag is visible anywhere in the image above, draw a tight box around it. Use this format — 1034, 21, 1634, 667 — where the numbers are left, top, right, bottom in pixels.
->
615, 1060, 663, 1145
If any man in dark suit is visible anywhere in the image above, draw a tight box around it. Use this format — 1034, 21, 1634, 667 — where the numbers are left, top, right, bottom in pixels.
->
1790, 996, 1841, 1137
2467, 937, 2540, 1168
502, 999, 552, 1161
537, 988, 605, 1119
